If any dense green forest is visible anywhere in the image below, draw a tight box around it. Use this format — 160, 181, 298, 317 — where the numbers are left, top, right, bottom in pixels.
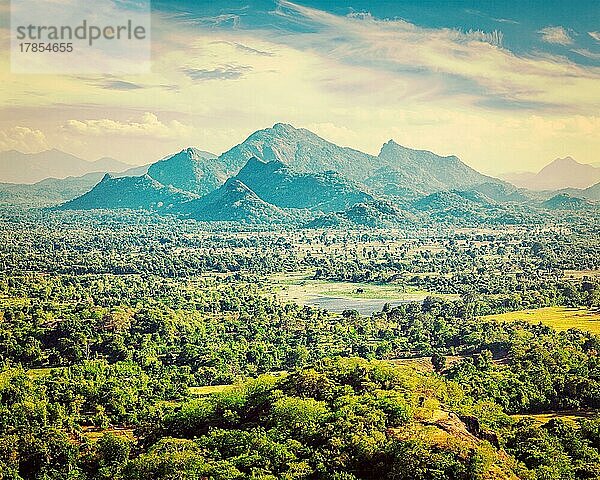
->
0, 210, 599, 479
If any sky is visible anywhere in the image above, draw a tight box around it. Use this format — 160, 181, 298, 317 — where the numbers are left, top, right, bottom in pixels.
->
0, 0, 599, 174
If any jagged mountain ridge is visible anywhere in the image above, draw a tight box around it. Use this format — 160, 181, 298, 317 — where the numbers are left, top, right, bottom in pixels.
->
368, 141, 501, 195
219, 124, 499, 196
146, 148, 224, 196
217, 123, 375, 181
52, 122, 588, 223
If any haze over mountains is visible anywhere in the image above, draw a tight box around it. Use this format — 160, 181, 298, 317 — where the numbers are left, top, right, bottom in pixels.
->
0, 149, 137, 184
500, 157, 600, 191
2, 123, 598, 222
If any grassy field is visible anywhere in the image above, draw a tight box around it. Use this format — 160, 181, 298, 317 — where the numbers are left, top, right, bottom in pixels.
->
269, 270, 450, 303
80, 426, 136, 441
188, 385, 233, 396
27, 367, 67, 378
481, 307, 600, 335
513, 410, 598, 426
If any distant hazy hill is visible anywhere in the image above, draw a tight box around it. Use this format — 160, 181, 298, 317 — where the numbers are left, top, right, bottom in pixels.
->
369, 141, 500, 195
413, 190, 492, 211
340, 201, 415, 227
235, 157, 374, 212
147, 148, 222, 195
59, 174, 196, 211
0, 163, 151, 207
500, 157, 600, 190
307, 200, 417, 229
583, 182, 600, 200
179, 178, 288, 223
0, 172, 106, 207
0, 149, 132, 184
542, 193, 596, 210
468, 182, 530, 203
408, 190, 526, 224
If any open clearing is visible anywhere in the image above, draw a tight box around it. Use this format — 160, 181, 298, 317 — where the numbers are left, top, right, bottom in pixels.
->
481, 307, 600, 335
268, 270, 458, 315
188, 385, 232, 396
513, 410, 599, 426
269, 271, 426, 300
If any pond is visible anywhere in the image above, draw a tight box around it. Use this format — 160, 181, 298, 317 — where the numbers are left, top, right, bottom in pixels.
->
304, 295, 419, 316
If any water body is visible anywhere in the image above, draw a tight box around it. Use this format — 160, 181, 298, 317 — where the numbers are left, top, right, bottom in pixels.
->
304, 295, 419, 316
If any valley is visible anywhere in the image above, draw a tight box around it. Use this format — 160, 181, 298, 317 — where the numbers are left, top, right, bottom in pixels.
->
2, 0, 598, 475
0, 125, 598, 480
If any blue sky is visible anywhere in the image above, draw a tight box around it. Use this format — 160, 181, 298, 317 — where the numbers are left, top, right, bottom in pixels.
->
1, 0, 599, 173
155, 0, 600, 65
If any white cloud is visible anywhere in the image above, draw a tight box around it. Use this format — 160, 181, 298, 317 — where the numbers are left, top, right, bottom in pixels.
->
538, 26, 573, 45
63, 112, 194, 139
572, 48, 600, 61
589, 31, 600, 42
0, 126, 49, 153
270, 3, 598, 112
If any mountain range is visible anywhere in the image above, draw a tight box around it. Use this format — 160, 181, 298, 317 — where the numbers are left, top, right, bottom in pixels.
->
0, 149, 136, 184
500, 157, 600, 191
2, 123, 598, 223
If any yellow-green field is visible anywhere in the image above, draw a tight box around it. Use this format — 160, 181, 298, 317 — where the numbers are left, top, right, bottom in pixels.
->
80, 427, 136, 441
513, 410, 598, 426
481, 307, 600, 335
188, 385, 233, 396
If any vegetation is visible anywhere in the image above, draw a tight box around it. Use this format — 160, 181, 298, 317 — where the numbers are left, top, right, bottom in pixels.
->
0, 209, 599, 478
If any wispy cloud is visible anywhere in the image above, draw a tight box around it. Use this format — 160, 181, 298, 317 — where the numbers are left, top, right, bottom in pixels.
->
461, 29, 504, 46
211, 41, 275, 56
196, 13, 241, 28
538, 26, 573, 45
589, 31, 600, 42
95, 80, 144, 90
1, 2, 598, 172
270, 2, 598, 112
464, 9, 519, 25
572, 48, 600, 61
181, 64, 252, 81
